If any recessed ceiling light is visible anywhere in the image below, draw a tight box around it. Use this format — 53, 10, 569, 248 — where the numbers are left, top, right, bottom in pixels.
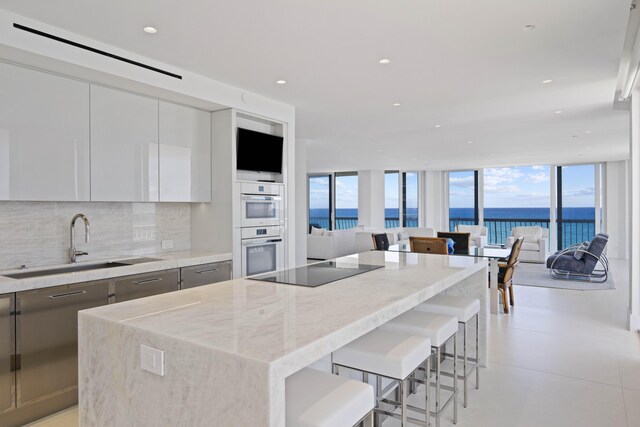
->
393, 103, 401, 107
379, 59, 391, 64
434, 124, 442, 128
555, 110, 563, 114
542, 79, 553, 84
143, 27, 158, 34
276, 80, 286, 85
522, 25, 536, 31
467, 141, 473, 144
585, 130, 592, 134
572, 135, 579, 138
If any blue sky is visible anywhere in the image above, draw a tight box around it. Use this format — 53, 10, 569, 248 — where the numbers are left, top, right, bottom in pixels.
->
310, 165, 596, 210
449, 165, 596, 208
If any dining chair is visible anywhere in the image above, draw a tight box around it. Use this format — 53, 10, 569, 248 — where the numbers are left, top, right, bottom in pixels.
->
372, 233, 390, 251
409, 236, 449, 255
492, 236, 523, 314
436, 232, 471, 254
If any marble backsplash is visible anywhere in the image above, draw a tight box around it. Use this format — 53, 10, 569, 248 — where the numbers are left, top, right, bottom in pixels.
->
0, 202, 191, 270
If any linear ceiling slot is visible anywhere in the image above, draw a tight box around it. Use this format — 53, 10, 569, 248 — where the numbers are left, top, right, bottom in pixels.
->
12, 23, 182, 79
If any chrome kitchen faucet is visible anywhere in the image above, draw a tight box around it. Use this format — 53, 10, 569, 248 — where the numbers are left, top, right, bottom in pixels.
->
69, 213, 90, 263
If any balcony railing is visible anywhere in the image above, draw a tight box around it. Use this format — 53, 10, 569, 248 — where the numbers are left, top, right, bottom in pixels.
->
449, 217, 595, 249
310, 216, 419, 231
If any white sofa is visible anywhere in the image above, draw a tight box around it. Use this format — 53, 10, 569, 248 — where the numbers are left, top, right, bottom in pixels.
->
454, 225, 488, 248
355, 227, 436, 253
506, 226, 549, 263
307, 227, 358, 260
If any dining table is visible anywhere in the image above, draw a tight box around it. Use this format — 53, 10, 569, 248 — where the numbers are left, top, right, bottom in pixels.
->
386, 243, 512, 314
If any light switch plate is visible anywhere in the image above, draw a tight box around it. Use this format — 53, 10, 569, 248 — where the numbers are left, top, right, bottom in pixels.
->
140, 344, 165, 376
161, 240, 174, 250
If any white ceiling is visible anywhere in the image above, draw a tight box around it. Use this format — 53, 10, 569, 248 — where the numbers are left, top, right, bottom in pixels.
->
0, 0, 632, 172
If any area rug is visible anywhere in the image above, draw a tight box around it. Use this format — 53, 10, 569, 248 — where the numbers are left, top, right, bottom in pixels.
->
513, 262, 615, 291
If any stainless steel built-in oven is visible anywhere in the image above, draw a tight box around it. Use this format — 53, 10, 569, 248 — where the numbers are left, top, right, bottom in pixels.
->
240, 183, 283, 228
241, 226, 284, 277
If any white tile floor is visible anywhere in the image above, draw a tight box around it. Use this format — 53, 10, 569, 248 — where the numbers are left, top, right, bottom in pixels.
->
28, 259, 639, 427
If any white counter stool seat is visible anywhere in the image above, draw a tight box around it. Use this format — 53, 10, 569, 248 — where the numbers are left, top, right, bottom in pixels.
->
416, 295, 480, 408
286, 367, 375, 427
332, 328, 431, 426
381, 311, 459, 427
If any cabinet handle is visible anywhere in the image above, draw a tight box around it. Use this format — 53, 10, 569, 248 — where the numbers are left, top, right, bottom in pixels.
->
132, 277, 163, 285
195, 268, 219, 274
48, 290, 87, 299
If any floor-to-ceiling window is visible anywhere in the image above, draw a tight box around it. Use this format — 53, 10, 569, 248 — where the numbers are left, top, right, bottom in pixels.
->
385, 171, 400, 228
308, 175, 332, 230
483, 166, 550, 245
449, 170, 478, 231
334, 172, 358, 229
557, 164, 596, 249
403, 172, 419, 227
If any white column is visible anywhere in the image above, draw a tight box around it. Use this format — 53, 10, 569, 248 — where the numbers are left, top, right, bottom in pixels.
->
477, 169, 485, 226
595, 164, 601, 235
630, 89, 640, 332
358, 170, 385, 228
419, 171, 428, 227
294, 139, 308, 265
549, 166, 558, 254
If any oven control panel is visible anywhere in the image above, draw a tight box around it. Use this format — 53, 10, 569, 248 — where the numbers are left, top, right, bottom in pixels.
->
241, 226, 281, 239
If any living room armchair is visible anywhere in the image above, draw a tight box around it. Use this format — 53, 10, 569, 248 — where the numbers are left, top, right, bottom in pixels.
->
455, 225, 487, 248
505, 226, 548, 263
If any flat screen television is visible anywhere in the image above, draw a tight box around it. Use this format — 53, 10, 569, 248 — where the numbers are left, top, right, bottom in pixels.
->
236, 128, 284, 174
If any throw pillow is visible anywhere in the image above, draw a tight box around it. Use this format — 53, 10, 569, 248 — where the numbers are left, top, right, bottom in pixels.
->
573, 241, 590, 260
447, 238, 455, 254
398, 231, 409, 241
310, 227, 325, 236
513, 226, 542, 243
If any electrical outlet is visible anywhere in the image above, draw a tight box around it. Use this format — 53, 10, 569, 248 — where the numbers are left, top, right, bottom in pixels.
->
140, 344, 165, 376
161, 240, 174, 250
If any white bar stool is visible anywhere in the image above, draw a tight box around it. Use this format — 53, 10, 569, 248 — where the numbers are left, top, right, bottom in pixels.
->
332, 328, 431, 426
286, 367, 375, 427
380, 311, 459, 427
416, 295, 480, 408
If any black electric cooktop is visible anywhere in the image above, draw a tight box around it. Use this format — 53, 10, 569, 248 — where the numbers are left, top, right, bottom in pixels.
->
250, 261, 384, 287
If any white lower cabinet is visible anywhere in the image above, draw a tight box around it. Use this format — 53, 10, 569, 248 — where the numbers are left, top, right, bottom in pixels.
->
90, 85, 159, 202
159, 102, 211, 202
0, 62, 90, 201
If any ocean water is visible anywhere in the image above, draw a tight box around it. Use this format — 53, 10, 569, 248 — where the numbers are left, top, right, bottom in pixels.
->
309, 207, 596, 248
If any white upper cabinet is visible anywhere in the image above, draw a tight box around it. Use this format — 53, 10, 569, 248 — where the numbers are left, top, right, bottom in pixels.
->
90, 85, 159, 202
0, 62, 90, 201
159, 102, 211, 202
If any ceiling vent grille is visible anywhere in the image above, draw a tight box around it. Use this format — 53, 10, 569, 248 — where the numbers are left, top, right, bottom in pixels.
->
13, 23, 182, 80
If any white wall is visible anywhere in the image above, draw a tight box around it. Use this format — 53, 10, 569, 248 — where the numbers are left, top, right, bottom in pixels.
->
425, 170, 447, 232
295, 140, 308, 265
357, 170, 385, 228
629, 90, 640, 332
604, 160, 629, 259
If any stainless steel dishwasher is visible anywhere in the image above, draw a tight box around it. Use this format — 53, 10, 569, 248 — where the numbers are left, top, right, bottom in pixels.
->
113, 269, 179, 302
180, 261, 232, 289
0, 294, 14, 415
16, 281, 109, 407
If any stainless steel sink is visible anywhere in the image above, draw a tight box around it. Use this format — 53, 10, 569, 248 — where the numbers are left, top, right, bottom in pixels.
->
4, 262, 132, 279
2, 257, 163, 280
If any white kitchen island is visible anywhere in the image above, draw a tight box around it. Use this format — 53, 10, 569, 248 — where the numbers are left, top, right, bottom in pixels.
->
78, 251, 488, 427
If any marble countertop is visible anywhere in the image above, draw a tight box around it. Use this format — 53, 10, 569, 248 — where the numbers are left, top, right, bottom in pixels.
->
81, 251, 487, 378
0, 250, 232, 293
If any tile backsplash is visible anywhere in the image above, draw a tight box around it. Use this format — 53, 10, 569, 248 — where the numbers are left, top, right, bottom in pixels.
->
0, 202, 191, 270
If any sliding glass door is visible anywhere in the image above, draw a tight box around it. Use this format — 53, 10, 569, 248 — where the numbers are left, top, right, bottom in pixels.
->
448, 170, 478, 231
385, 171, 400, 227
403, 172, 419, 227
308, 175, 332, 230
557, 165, 596, 249
334, 172, 358, 229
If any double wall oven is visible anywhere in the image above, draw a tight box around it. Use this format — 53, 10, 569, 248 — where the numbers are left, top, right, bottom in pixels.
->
239, 183, 285, 277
